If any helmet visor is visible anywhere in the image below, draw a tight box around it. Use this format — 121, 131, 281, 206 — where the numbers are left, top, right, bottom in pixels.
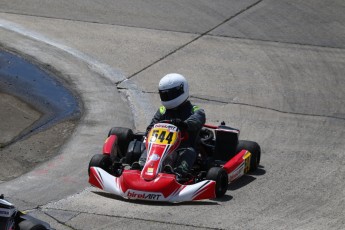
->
159, 83, 184, 102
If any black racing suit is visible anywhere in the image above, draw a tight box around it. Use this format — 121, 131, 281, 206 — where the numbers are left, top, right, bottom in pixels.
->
139, 100, 206, 175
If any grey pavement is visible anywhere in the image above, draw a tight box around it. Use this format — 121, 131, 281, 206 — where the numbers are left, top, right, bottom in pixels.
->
0, 93, 41, 145
0, 0, 258, 34
1, 0, 345, 229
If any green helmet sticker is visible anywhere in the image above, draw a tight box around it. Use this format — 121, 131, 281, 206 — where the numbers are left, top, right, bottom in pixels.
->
192, 105, 200, 113
160, 106, 166, 114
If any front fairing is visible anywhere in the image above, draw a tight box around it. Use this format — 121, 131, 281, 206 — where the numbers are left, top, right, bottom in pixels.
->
89, 167, 216, 203
142, 123, 181, 180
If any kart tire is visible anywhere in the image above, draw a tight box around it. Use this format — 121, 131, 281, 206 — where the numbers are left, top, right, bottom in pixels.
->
125, 139, 144, 165
236, 140, 261, 172
206, 167, 228, 198
18, 220, 46, 230
108, 127, 134, 158
88, 154, 112, 175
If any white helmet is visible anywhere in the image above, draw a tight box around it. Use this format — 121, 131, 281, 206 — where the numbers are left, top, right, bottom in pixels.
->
158, 73, 189, 109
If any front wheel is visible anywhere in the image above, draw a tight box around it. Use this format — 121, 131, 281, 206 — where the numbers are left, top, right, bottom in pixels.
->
236, 140, 261, 172
18, 220, 46, 230
88, 154, 112, 175
206, 167, 228, 198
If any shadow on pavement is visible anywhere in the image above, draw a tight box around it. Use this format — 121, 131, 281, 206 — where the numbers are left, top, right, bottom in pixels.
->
228, 165, 266, 191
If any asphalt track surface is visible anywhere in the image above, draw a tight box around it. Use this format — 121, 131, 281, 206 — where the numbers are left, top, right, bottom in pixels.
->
1, 0, 345, 229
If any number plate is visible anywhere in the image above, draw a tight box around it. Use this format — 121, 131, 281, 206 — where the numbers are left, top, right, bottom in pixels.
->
148, 127, 178, 145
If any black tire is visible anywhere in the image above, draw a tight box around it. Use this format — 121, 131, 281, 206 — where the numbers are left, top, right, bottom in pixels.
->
88, 154, 112, 175
18, 220, 46, 230
206, 167, 228, 198
108, 127, 134, 158
125, 140, 144, 165
236, 140, 261, 172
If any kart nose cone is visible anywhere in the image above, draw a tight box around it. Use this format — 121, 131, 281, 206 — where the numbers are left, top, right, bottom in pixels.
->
122, 171, 178, 195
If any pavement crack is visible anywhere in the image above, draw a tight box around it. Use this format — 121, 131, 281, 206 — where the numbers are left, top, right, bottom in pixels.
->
44, 207, 224, 230
43, 210, 77, 230
20, 205, 77, 230
191, 95, 345, 121
207, 34, 345, 50
128, 0, 263, 79
204, 0, 263, 35
0, 10, 201, 36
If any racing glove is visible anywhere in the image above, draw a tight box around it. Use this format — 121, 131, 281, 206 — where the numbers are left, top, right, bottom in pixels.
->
171, 119, 188, 131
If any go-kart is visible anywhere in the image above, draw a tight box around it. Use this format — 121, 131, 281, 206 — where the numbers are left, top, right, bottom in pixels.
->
0, 194, 53, 230
88, 121, 260, 203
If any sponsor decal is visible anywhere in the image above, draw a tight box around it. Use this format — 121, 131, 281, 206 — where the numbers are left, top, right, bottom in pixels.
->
0, 208, 15, 217
0, 210, 10, 215
154, 124, 178, 131
147, 167, 154, 175
149, 154, 160, 161
126, 190, 163, 200
229, 171, 240, 181
228, 162, 245, 181
167, 126, 178, 132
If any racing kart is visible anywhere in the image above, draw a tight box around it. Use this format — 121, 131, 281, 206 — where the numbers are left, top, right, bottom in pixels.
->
88, 121, 261, 203
0, 194, 53, 230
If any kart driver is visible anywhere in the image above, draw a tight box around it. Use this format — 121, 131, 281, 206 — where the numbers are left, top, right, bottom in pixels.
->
132, 73, 206, 179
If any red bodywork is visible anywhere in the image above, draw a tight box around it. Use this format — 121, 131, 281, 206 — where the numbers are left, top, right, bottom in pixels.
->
89, 123, 251, 202
89, 167, 216, 202
103, 135, 117, 156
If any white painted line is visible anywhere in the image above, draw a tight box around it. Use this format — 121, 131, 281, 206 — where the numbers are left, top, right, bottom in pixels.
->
0, 18, 155, 130
0, 19, 126, 84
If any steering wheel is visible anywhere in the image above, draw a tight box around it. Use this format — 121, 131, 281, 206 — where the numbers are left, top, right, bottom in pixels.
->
157, 119, 188, 140
159, 119, 173, 124
159, 119, 185, 129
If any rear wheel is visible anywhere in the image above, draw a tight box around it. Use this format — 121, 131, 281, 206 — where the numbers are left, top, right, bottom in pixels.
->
236, 140, 261, 171
18, 220, 46, 230
88, 154, 112, 175
108, 127, 133, 158
206, 167, 228, 198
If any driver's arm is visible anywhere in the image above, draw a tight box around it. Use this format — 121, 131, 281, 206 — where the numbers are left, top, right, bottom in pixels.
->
145, 109, 164, 136
185, 107, 206, 132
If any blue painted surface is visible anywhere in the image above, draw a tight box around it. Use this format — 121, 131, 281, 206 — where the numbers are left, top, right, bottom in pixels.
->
0, 50, 81, 140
